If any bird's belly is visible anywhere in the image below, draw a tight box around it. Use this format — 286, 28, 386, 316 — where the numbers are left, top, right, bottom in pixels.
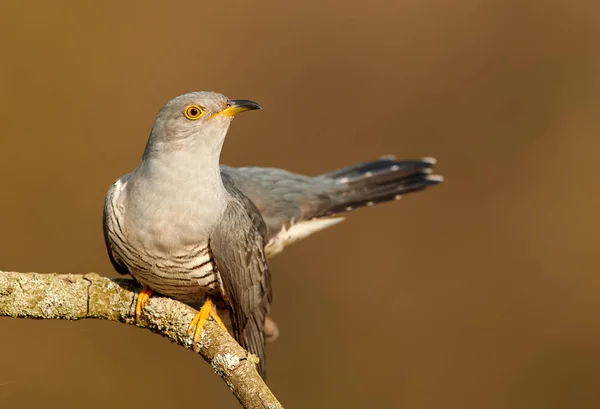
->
116, 237, 223, 304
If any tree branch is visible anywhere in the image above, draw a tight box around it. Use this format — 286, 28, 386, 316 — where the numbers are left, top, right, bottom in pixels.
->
0, 270, 282, 409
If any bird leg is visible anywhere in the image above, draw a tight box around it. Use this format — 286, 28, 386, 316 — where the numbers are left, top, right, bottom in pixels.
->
135, 286, 154, 323
187, 298, 227, 352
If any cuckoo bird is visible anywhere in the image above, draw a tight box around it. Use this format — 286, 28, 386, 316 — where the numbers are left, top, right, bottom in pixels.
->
103, 91, 443, 378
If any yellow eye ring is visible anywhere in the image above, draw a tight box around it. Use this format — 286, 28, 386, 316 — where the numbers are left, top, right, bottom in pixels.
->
184, 105, 205, 120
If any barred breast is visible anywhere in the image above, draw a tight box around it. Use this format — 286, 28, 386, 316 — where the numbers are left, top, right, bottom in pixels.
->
104, 178, 224, 304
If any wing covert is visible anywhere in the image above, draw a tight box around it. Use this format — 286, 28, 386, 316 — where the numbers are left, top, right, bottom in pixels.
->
210, 184, 272, 378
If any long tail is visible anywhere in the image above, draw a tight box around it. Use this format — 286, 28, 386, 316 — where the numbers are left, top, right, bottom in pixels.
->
315, 156, 443, 218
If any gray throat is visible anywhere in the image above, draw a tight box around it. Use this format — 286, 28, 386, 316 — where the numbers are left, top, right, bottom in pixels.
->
126, 144, 230, 243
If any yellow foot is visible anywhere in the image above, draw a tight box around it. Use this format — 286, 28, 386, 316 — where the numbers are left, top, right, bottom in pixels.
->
187, 298, 227, 352
135, 286, 154, 323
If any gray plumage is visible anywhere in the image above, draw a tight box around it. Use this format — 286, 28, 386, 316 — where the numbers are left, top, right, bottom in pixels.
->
223, 157, 440, 256
103, 91, 442, 379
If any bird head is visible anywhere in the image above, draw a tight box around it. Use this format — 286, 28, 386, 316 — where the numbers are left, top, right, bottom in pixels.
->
144, 91, 261, 157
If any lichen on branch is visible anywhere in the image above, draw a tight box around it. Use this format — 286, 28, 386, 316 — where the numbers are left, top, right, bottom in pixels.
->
0, 270, 282, 409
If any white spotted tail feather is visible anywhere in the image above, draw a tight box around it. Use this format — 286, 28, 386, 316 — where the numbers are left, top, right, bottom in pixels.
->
314, 156, 443, 217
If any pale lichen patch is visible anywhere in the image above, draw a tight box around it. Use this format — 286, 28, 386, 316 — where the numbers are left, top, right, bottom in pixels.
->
211, 352, 241, 375
200, 327, 211, 347
246, 352, 260, 365
39, 289, 66, 317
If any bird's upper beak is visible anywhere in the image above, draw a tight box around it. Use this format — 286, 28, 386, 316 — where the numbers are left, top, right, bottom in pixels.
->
211, 100, 261, 119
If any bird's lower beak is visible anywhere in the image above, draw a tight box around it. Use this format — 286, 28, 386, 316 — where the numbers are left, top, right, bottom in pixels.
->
213, 100, 262, 118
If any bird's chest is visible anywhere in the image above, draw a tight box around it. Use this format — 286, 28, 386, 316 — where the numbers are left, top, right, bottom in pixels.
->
108, 175, 229, 302
114, 201, 225, 303
123, 180, 224, 251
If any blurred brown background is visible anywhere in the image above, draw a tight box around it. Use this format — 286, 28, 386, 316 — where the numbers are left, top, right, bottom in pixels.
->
1, 1, 599, 408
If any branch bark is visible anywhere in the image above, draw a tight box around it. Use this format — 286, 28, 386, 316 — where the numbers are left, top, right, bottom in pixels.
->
0, 270, 282, 409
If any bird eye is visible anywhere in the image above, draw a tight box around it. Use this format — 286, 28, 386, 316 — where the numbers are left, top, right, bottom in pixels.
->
184, 105, 205, 120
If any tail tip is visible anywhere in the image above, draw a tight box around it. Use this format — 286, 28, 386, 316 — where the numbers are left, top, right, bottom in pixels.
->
426, 174, 444, 183
421, 156, 437, 165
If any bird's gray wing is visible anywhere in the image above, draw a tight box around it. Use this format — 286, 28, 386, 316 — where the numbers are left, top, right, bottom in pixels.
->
221, 166, 343, 241
210, 183, 272, 379
103, 177, 130, 276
